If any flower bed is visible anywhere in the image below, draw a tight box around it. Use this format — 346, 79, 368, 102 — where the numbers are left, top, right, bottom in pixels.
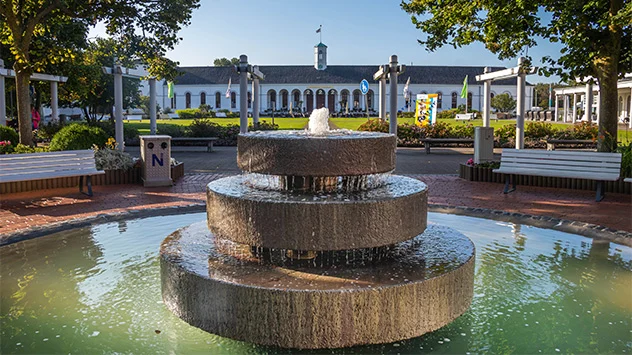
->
459, 163, 631, 194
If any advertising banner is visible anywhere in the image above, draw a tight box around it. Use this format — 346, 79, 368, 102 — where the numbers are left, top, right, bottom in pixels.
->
415, 94, 438, 127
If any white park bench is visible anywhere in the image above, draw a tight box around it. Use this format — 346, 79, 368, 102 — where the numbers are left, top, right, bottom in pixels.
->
124, 114, 144, 121
0, 150, 104, 196
455, 113, 474, 121
493, 149, 622, 201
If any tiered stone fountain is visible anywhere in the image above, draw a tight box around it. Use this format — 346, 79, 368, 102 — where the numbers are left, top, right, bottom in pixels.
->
160, 109, 475, 349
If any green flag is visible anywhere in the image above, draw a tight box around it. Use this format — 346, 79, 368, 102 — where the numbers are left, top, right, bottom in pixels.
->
167, 81, 174, 99
460, 75, 468, 99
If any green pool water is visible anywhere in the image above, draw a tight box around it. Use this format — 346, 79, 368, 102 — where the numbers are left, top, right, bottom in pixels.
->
1, 213, 630, 354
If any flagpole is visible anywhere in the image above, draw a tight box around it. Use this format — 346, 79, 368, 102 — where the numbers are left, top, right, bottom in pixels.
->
319, 25, 322, 43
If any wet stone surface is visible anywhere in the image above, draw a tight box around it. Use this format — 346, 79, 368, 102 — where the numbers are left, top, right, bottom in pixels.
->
161, 222, 474, 290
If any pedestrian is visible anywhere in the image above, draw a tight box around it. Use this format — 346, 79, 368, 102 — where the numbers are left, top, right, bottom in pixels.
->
31, 106, 40, 130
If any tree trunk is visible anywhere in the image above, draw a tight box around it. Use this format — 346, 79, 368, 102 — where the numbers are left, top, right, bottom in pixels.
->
596, 69, 619, 152
14, 70, 33, 146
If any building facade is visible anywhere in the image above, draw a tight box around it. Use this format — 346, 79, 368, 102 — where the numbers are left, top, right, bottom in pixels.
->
156, 44, 533, 115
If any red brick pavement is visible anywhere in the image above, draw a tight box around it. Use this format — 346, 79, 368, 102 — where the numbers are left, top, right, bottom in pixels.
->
1, 174, 630, 242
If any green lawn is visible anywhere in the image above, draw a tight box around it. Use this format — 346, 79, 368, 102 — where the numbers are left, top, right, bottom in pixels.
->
125, 117, 632, 144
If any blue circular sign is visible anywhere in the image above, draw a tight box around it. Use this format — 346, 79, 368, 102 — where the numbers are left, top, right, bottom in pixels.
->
360, 79, 369, 95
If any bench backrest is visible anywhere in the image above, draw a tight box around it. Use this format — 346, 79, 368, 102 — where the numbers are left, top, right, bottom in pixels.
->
0, 150, 101, 183
499, 149, 622, 180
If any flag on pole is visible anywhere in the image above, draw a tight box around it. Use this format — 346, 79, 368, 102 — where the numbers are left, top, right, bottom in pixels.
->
316, 26, 321, 33
167, 81, 174, 99
403, 77, 410, 99
225, 77, 231, 98
460, 75, 468, 99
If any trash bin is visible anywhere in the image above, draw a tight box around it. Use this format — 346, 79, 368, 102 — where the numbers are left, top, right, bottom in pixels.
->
474, 127, 494, 164
140, 135, 172, 187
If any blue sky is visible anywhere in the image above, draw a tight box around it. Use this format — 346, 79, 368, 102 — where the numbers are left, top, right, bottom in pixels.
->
90, 0, 562, 83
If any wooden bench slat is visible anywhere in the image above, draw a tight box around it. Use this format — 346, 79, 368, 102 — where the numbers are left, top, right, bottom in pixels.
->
496, 163, 620, 176
501, 149, 622, 161
0, 164, 102, 177
0, 168, 104, 183
493, 168, 618, 181
499, 157, 620, 169
0, 150, 95, 160
0, 159, 98, 170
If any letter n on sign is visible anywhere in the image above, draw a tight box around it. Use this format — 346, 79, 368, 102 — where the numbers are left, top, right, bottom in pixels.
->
152, 153, 164, 166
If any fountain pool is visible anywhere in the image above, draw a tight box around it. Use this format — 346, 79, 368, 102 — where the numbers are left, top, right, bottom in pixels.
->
1, 212, 630, 354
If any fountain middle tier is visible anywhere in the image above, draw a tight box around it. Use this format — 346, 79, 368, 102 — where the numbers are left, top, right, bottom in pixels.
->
207, 174, 428, 251
160, 222, 475, 349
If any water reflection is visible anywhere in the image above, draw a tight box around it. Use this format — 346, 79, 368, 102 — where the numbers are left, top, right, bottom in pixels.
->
1, 213, 630, 354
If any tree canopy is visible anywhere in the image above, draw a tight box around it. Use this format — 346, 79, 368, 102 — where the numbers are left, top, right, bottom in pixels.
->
213, 57, 240, 66
0, 0, 200, 144
491, 93, 517, 113
401, 0, 631, 151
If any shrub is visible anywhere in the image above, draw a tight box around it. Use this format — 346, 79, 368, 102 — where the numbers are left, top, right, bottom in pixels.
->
495, 124, 516, 143
36, 121, 65, 141
0, 140, 14, 154
157, 124, 187, 137
189, 118, 223, 137
12, 143, 48, 154
176, 108, 204, 119
491, 93, 516, 112
525, 121, 559, 139
216, 124, 240, 146
0, 125, 18, 144
249, 120, 279, 131
437, 108, 461, 119
93, 146, 135, 170
398, 111, 415, 118
357, 118, 389, 132
618, 142, 632, 178
450, 123, 475, 138
49, 123, 109, 151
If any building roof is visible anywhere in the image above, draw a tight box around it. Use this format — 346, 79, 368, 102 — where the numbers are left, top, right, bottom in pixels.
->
172, 65, 524, 86
315, 43, 328, 48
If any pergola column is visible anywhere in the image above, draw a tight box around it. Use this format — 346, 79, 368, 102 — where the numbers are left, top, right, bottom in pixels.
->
585, 83, 593, 121
389, 55, 399, 134
482, 67, 491, 127
0, 60, 5, 126
596, 90, 601, 124
113, 64, 124, 151
149, 78, 157, 134
238, 55, 248, 133
572, 93, 577, 123
629, 88, 632, 128
563, 94, 569, 122
252, 77, 260, 125
379, 76, 386, 119
50, 81, 58, 123
516, 57, 526, 149
554, 94, 559, 122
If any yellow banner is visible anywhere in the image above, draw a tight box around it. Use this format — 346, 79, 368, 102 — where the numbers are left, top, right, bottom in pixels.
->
415, 94, 438, 127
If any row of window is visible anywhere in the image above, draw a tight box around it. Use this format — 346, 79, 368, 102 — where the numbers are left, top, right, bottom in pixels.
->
171, 90, 501, 110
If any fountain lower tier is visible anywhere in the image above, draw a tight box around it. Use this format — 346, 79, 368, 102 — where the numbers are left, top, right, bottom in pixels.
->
160, 222, 475, 349
207, 175, 428, 251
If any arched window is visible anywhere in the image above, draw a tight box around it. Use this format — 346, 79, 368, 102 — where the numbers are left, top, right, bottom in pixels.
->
341, 90, 350, 108
353, 90, 361, 109
451, 92, 458, 109
293, 90, 301, 106
490, 92, 495, 100
437, 92, 443, 109
231, 92, 236, 109
171, 93, 177, 109
185, 92, 191, 108
200, 92, 206, 106
281, 90, 289, 109
215, 92, 221, 109
467, 92, 472, 109
367, 90, 374, 110
268, 90, 277, 110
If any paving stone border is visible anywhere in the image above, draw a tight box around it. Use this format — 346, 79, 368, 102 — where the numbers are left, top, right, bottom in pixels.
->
1, 203, 630, 247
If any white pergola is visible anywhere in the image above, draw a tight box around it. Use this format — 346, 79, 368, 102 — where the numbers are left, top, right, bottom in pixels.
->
553, 78, 632, 128
102, 60, 155, 151
475, 57, 537, 149
0, 59, 67, 126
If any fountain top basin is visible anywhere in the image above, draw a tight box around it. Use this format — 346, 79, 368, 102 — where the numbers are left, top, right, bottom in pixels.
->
237, 130, 396, 176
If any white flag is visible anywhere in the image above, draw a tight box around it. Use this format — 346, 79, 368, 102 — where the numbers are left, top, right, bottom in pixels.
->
403, 77, 411, 100
225, 77, 231, 98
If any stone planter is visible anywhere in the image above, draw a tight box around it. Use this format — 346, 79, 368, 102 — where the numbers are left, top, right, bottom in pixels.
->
459, 164, 631, 194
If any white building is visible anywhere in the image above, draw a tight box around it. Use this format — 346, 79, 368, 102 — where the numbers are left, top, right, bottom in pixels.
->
159, 43, 533, 115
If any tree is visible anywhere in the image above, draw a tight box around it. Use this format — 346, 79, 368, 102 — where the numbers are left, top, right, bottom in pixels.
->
0, 0, 200, 145
213, 57, 240, 66
533, 83, 553, 109
491, 93, 517, 113
401, 0, 631, 152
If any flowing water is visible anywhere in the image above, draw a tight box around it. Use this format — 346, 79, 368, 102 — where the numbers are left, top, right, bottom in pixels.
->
1, 213, 630, 354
